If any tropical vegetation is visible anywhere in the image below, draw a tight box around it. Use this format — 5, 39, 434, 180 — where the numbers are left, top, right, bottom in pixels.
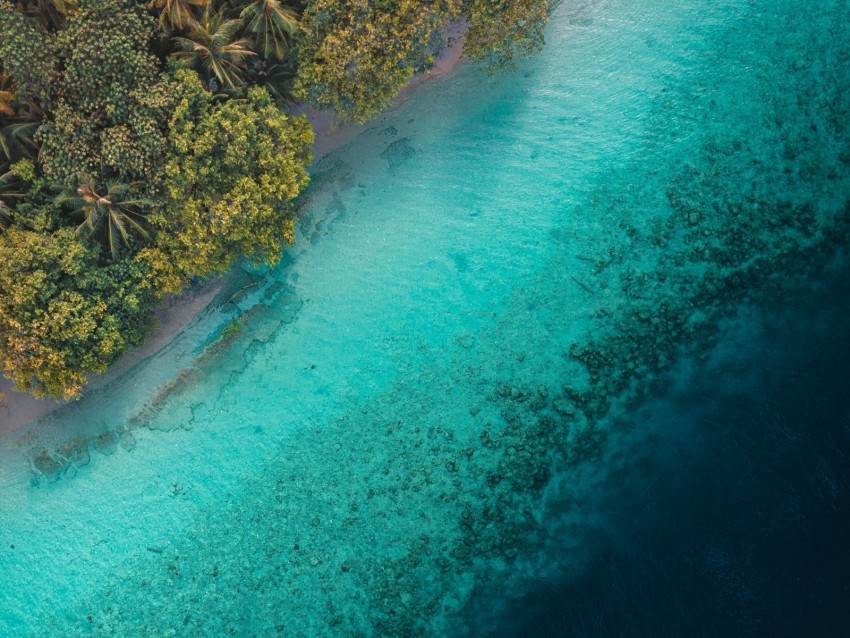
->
0, 0, 548, 399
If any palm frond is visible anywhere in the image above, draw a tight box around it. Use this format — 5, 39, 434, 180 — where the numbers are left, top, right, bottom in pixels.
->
170, 7, 257, 90
147, 0, 208, 31
241, 0, 300, 60
59, 177, 151, 260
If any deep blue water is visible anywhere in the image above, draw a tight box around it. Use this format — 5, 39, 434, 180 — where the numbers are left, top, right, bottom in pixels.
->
487, 262, 850, 637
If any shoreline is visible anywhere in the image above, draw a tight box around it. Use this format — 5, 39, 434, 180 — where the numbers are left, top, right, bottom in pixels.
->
293, 20, 467, 159
0, 25, 468, 438
0, 278, 223, 437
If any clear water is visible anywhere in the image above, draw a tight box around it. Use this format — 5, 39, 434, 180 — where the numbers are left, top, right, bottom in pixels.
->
2, 0, 849, 635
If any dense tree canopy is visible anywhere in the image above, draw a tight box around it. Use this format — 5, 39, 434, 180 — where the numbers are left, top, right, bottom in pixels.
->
294, 0, 461, 122
463, 0, 548, 68
0, 226, 157, 399
293, 0, 549, 121
141, 71, 313, 292
0, 0, 548, 399
38, 0, 170, 188
0, 2, 54, 104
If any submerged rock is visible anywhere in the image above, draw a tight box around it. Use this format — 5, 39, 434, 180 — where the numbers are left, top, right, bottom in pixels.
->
32, 449, 67, 483
119, 430, 137, 452
552, 395, 577, 417
57, 435, 90, 468
380, 137, 416, 173
93, 431, 118, 456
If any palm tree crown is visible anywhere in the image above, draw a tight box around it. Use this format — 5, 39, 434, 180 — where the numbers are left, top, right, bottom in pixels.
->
146, 0, 208, 32
18, 0, 78, 31
58, 178, 151, 261
171, 7, 257, 90
0, 168, 24, 231
240, 0, 299, 61
0, 75, 40, 163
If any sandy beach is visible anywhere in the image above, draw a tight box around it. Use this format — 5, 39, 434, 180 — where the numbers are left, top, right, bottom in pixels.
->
0, 24, 467, 438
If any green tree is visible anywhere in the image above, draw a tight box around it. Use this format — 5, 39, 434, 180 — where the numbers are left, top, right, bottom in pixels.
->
240, 0, 300, 61
0, 160, 33, 229
0, 1, 56, 105
463, 0, 548, 70
247, 56, 297, 106
35, 0, 171, 188
0, 72, 43, 163
0, 169, 19, 229
171, 6, 257, 90
58, 177, 151, 261
139, 70, 312, 292
294, 0, 460, 122
0, 168, 59, 233
0, 115, 41, 165
0, 226, 157, 398
293, 0, 549, 121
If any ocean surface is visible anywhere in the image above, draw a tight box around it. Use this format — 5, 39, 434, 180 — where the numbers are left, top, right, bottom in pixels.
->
2, 0, 849, 636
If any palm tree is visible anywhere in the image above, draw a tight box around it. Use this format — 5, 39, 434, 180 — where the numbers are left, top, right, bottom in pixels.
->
58, 178, 151, 261
0, 119, 39, 163
0, 73, 42, 162
0, 70, 19, 119
0, 167, 25, 231
146, 0, 208, 32
246, 56, 295, 105
171, 6, 256, 90
18, 0, 77, 32
0, 91, 15, 118
0, 200, 13, 231
240, 0, 299, 61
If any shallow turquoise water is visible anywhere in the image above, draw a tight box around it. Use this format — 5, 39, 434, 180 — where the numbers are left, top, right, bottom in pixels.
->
1, 0, 849, 635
